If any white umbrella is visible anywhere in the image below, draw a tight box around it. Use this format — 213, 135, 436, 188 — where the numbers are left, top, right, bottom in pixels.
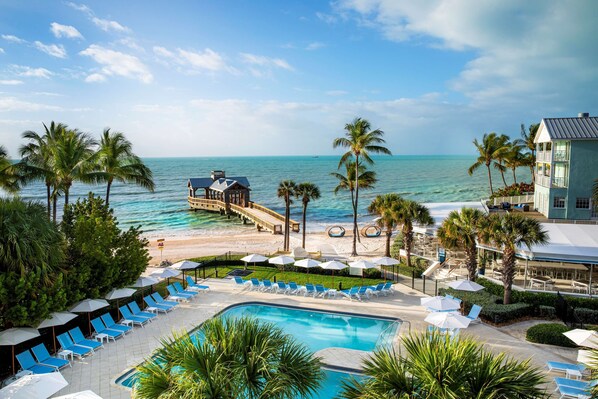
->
131, 276, 159, 288
151, 268, 181, 285
425, 312, 471, 329
0, 372, 68, 399
294, 259, 321, 278
69, 299, 109, 335
373, 257, 400, 266
349, 260, 378, 282
170, 260, 200, 270
420, 296, 461, 312
563, 329, 598, 349
0, 328, 40, 375
37, 312, 78, 353
321, 260, 347, 287
105, 288, 137, 319
241, 254, 268, 271
55, 391, 103, 399
269, 255, 295, 271
447, 280, 484, 292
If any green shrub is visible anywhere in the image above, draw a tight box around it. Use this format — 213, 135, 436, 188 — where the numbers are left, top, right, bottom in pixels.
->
526, 323, 576, 347
574, 308, 598, 324
482, 303, 534, 324
537, 305, 557, 319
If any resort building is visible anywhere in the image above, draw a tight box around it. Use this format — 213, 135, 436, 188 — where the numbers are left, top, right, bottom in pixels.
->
187, 170, 251, 206
533, 113, 598, 220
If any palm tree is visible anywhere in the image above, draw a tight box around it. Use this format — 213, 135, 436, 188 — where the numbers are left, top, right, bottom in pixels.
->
493, 134, 511, 187
295, 182, 320, 249
340, 333, 547, 399
437, 208, 486, 281
479, 213, 548, 304
518, 123, 540, 157
468, 132, 510, 194
277, 180, 296, 252
333, 117, 391, 256
394, 200, 433, 267
503, 142, 525, 184
134, 317, 323, 399
368, 193, 402, 257
0, 146, 19, 193
96, 128, 155, 206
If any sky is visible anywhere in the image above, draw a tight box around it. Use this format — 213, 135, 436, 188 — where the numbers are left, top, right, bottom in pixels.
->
0, 0, 597, 157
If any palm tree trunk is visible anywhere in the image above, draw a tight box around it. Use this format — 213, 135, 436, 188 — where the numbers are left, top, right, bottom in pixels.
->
106, 179, 113, 206
502, 247, 516, 304
404, 229, 413, 267
46, 182, 51, 218
512, 168, 517, 184
486, 165, 494, 194
529, 166, 535, 184
285, 195, 290, 252
52, 194, 57, 223
465, 245, 478, 281
385, 230, 392, 257
500, 162, 507, 187
352, 156, 359, 256
64, 185, 70, 206
302, 202, 307, 249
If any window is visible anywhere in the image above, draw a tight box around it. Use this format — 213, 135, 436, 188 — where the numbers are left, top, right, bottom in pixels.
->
576, 198, 590, 209
553, 196, 565, 208
538, 143, 544, 151
546, 142, 552, 151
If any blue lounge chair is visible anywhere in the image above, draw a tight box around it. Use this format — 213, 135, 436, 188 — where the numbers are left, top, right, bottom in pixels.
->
166, 285, 191, 301
358, 286, 370, 300
233, 276, 250, 288
68, 327, 103, 350
368, 283, 385, 297
144, 295, 173, 312
31, 343, 70, 369
128, 301, 157, 320
341, 286, 361, 301
173, 281, 199, 297
186, 276, 210, 291
101, 313, 132, 334
288, 282, 302, 295
153, 292, 180, 307
304, 283, 316, 297
276, 281, 289, 294
16, 350, 57, 374
446, 294, 462, 305
262, 279, 274, 292
250, 278, 262, 290
90, 317, 124, 341
547, 361, 586, 375
56, 333, 94, 359
554, 377, 594, 390
119, 305, 151, 327
466, 304, 482, 323
315, 284, 329, 297
556, 384, 590, 399
381, 282, 394, 295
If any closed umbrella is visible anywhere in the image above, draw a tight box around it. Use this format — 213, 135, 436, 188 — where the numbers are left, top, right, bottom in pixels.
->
349, 260, 378, 282
321, 260, 347, 287
563, 329, 598, 349
420, 296, 461, 312
269, 255, 295, 272
241, 254, 268, 271
447, 280, 484, 292
151, 268, 181, 285
37, 312, 78, 353
0, 372, 68, 398
69, 299, 109, 335
0, 328, 41, 375
105, 288, 137, 318
425, 312, 471, 329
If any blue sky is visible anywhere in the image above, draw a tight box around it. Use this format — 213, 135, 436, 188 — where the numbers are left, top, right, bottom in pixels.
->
0, 1, 597, 157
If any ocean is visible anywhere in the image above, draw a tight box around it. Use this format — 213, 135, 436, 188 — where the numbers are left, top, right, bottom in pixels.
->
17, 155, 530, 237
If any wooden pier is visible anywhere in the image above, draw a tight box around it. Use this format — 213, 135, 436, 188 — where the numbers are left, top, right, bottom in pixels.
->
188, 197, 300, 235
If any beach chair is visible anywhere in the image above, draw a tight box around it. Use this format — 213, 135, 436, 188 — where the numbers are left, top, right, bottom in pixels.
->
276, 281, 290, 294
166, 285, 191, 301
233, 276, 251, 289
101, 313, 133, 334
56, 333, 95, 359
288, 282, 302, 295
16, 350, 57, 374
186, 276, 210, 292
154, 292, 182, 307
368, 283, 385, 297
446, 294, 462, 305
250, 278, 262, 291
68, 327, 103, 351
304, 283, 317, 297
128, 301, 157, 320
358, 286, 370, 300
120, 305, 151, 327
554, 377, 595, 391
173, 281, 199, 297
31, 343, 71, 369
341, 286, 361, 301
90, 317, 124, 341
315, 284, 329, 298
262, 279, 275, 292
144, 295, 172, 313
466, 305, 482, 323
381, 282, 394, 295
547, 361, 586, 375
555, 384, 591, 399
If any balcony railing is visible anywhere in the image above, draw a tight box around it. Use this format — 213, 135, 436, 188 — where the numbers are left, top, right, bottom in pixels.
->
536, 174, 551, 187
552, 177, 568, 188
553, 150, 569, 162
536, 151, 549, 162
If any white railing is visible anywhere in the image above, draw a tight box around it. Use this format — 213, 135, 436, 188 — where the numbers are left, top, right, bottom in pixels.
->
552, 177, 568, 188
536, 175, 551, 187
491, 194, 534, 206
553, 150, 569, 162
537, 151, 550, 162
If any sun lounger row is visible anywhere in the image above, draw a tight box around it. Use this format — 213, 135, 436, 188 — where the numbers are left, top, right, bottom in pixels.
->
546, 360, 594, 398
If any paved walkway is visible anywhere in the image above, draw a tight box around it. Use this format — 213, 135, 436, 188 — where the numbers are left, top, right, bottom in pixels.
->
53, 279, 576, 398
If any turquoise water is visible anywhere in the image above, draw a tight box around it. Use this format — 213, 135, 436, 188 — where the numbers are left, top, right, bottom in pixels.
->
17, 155, 530, 236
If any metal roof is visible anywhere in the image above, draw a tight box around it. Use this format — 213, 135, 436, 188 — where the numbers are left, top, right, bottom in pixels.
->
543, 116, 598, 140
209, 178, 250, 192
188, 176, 250, 189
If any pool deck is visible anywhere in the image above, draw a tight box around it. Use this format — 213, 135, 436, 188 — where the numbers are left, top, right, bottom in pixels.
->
53, 278, 576, 398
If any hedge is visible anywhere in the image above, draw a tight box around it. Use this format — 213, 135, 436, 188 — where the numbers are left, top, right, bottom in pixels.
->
526, 323, 576, 347
574, 308, 598, 325
482, 303, 534, 324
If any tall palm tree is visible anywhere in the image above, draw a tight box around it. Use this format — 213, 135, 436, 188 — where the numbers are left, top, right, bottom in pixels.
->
340, 333, 546, 399
479, 213, 548, 304
96, 128, 155, 206
394, 200, 433, 267
437, 208, 486, 281
468, 132, 510, 194
503, 142, 525, 184
518, 123, 540, 157
368, 193, 402, 257
0, 146, 19, 193
277, 180, 296, 252
295, 182, 320, 249
134, 317, 323, 399
333, 117, 391, 256
493, 134, 511, 187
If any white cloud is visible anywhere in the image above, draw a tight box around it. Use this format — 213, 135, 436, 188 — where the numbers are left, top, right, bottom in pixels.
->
33, 41, 67, 58
153, 46, 173, 58
1, 34, 25, 44
92, 17, 129, 33
117, 38, 144, 52
80, 44, 152, 83
154, 46, 235, 74
0, 97, 61, 112
50, 22, 83, 39
0, 48, 4, 54
0, 80, 23, 85
240, 53, 294, 71
84, 73, 106, 83
306, 42, 326, 51
12, 65, 54, 79
316, 12, 338, 24
326, 90, 348, 96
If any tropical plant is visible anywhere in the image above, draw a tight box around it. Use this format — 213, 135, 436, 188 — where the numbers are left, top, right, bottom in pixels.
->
437, 208, 486, 280
277, 180, 296, 252
493, 134, 512, 187
468, 132, 510, 194
333, 117, 391, 256
394, 200, 433, 267
0, 145, 19, 193
295, 182, 320, 249
96, 128, 155, 205
340, 333, 547, 399
134, 316, 324, 399
518, 123, 540, 157
479, 213, 548, 304
503, 142, 526, 184
368, 193, 403, 257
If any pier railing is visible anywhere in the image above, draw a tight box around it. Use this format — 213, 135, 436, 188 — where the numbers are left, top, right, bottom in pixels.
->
488, 194, 534, 206
229, 203, 282, 234
248, 202, 300, 232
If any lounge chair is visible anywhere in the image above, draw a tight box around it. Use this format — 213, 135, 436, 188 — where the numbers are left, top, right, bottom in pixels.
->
466, 304, 482, 323
315, 284, 329, 297
119, 305, 151, 327
233, 276, 251, 288
166, 285, 191, 301
152, 292, 180, 307
445, 294, 462, 304
68, 327, 103, 351
547, 361, 586, 375
381, 282, 394, 295
276, 281, 290, 294
90, 317, 124, 341
555, 384, 591, 399
128, 301, 157, 320
554, 377, 595, 390
368, 283, 385, 297
341, 286, 361, 301
250, 278, 262, 291
100, 313, 133, 334
173, 281, 199, 297
185, 276, 210, 291
304, 283, 316, 297
262, 279, 275, 292
16, 350, 57, 374
31, 344, 71, 369
288, 282, 301, 295
358, 286, 370, 300
56, 333, 94, 359
144, 295, 173, 313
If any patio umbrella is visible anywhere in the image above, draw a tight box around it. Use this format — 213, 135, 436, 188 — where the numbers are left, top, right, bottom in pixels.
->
151, 268, 181, 285
69, 299, 109, 336
425, 312, 471, 329
563, 329, 598, 349
131, 276, 159, 288
241, 254, 268, 270
55, 391, 103, 399
0, 328, 40, 375
447, 280, 485, 292
373, 257, 400, 281
105, 288, 137, 318
0, 371, 68, 398
170, 260, 201, 282
294, 259, 321, 274
349, 260, 378, 282
320, 260, 347, 287
268, 255, 295, 271
420, 296, 461, 312
37, 312, 78, 353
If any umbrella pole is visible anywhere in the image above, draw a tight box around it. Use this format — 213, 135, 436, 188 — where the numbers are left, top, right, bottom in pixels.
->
12, 345, 15, 375
88, 313, 92, 336
53, 326, 57, 353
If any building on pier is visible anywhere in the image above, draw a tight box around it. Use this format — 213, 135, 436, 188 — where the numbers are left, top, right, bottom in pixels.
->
187, 170, 251, 207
